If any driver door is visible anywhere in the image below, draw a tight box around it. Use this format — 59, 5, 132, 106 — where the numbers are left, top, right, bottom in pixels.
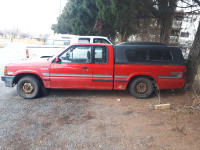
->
50, 45, 92, 89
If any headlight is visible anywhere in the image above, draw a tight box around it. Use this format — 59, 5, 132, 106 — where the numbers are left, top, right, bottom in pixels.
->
4, 66, 7, 75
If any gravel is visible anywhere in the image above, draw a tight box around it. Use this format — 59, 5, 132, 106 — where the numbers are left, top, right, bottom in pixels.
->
0, 81, 200, 150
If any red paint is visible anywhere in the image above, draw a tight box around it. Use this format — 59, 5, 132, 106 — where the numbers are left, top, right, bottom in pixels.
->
6, 44, 186, 91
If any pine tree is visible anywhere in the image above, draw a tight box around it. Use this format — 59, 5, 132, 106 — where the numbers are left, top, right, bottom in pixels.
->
52, 0, 98, 35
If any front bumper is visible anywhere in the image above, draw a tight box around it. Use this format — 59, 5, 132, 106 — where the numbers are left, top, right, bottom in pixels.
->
1, 75, 15, 87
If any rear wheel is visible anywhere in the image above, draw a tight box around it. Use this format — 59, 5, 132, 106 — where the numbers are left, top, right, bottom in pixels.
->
17, 76, 40, 99
130, 77, 153, 99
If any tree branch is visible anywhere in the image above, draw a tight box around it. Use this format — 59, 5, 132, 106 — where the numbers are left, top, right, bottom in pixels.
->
180, 0, 196, 6
176, 4, 198, 8
193, 0, 200, 6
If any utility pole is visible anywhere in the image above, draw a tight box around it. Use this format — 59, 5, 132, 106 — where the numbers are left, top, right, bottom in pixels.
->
59, 0, 61, 16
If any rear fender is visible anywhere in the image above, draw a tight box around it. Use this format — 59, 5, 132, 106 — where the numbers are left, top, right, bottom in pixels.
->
126, 73, 157, 89
127, 72, 157, 82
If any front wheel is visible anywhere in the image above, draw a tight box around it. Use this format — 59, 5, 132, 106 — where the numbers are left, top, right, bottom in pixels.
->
130, 77, 153, 99
17, 76, 40, 99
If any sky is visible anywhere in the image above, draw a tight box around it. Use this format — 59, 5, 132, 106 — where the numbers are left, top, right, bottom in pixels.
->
0, 0, 68, 35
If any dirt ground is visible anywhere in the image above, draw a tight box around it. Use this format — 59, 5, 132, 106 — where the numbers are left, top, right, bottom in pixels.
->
0, 81, 200, 150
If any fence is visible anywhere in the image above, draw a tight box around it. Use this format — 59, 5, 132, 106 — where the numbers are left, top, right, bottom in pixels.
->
0, 37, 44, 45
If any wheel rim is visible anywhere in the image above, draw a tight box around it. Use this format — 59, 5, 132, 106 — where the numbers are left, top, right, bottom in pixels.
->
136, 82, 148, 94
22, 82, 34, 94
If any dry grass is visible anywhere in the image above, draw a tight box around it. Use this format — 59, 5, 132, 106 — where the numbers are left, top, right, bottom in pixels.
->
153, 68, 200, 110
184, 69, 200, 110
153, 81, 161, 104
193, 67, 200, 93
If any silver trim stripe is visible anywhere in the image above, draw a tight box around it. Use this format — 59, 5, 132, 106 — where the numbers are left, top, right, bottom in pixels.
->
43, 73, 113, 78
158, 72, 182, 79
41, 68, 49, 71
157, 76, 182, 79
115, 75, 129, 78
50, 73, 91, 77
93, 74, 112, 78
42, 73, 50, 76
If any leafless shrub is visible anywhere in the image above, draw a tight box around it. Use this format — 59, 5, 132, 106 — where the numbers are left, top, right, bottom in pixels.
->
153, 81, 161, 104
191, 73, 200, 108
184, 69, 200, 110
6, 27, 21, 38
0, 30, 3, 36
20, 33, 31, 39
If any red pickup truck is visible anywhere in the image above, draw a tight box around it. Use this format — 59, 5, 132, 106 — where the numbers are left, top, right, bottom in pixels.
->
1, 42, 186, 99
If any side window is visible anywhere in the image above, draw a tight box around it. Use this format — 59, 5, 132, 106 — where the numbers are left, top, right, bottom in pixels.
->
78, 38, 90, 43
53, 40, 70, 45
126, 50, 148, 62
59, 46, 91, 64
150, 50, 172, 61
93, 46, 108, 64
93, 38, 110, 44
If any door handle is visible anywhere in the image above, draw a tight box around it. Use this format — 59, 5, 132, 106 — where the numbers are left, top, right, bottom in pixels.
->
82, 66, 88, 69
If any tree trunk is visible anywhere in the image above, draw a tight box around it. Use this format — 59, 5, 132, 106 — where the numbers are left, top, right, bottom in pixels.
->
186, 21, 200, 89
118, 33, 128, 43
158, 0, 177, 45
160, 16, 174, 45
155, 20, 160, 42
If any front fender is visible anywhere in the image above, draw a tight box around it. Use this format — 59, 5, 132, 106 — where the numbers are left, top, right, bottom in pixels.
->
13, 70, 43, 78
12, 70, 51, 88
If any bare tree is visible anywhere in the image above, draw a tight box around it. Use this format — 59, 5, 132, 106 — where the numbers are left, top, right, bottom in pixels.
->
19, 33, 31, 39
0, 30, 3, 36
150, 0, 178, 45
7, 27, 20, 38
183, 0, 200, 89
40, 34, 50, 42
187, 21, 200, 88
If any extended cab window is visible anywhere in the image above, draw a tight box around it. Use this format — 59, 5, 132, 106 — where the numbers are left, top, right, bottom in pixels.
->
93, 38, 110, 44
59, 46, 91, 64
150, 50, 172, 61
126, 50, 148, 62
93, 46, 108, 64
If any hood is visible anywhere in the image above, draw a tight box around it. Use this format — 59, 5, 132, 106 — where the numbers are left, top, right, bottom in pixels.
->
6, 59, 51, 76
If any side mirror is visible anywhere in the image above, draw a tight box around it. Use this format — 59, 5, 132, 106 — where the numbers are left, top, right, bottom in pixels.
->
55, 57, 61, 63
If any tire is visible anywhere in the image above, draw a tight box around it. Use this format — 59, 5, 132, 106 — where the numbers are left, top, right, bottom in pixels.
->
17, 76, 40, 99
130, 77, 153, 99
